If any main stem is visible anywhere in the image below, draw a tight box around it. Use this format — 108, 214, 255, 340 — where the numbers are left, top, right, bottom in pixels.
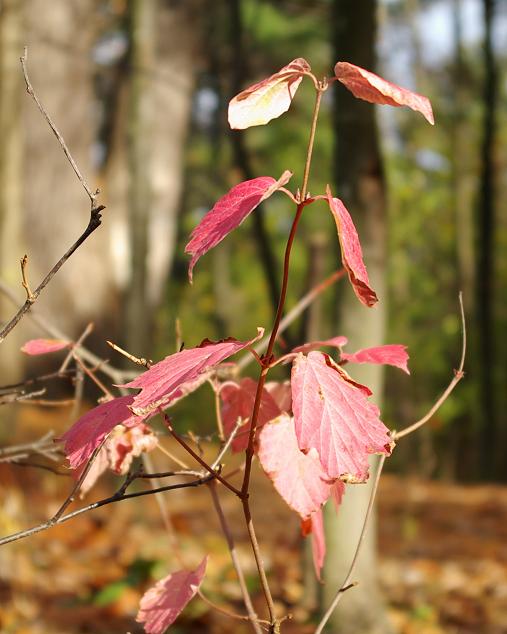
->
239, 85, 324, 627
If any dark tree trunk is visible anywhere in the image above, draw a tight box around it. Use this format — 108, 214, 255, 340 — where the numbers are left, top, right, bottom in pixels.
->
477, 0, 498, 479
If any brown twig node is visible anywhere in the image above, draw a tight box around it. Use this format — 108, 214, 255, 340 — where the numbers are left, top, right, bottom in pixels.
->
20, 255, 35, 302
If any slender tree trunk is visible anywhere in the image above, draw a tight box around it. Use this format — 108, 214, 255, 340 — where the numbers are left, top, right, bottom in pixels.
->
477, 0, 498, 479
0, 0, 24, 386
322, 1, 392, 632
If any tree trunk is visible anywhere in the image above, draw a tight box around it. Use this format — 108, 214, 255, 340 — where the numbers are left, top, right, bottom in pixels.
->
477, 0, 498, 479
106, 0, 199, 357
0, 0, 24, 385
322, 1, 392, 632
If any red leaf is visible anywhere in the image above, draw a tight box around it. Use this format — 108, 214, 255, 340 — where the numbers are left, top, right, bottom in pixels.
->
123, 330, 264, 417
292, 335, 348, 355
136, 557, 207, 634
185, 172, 292, 282
58, 396, 142, 470
341, 344, 410, 374
228, 58, 311, 129
334, 61, 434, 125
291, 352, 392, 482
220, 377, 281, 452
326, 188, 378, 307
21, 338, 70, 355
258, 414, 333, 519
331, 480, 345, 511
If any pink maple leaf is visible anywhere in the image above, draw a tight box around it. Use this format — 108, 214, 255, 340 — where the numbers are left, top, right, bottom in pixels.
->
341, 344, 410, 374
228, 58, 311, 129
185, 172, 291, 282
58, 396, 143, 470
292, 335, 348, 355
334, 62, 434, 125
136, 557, 207, 634
21, 338, 70, 355
291, 352, 392, 482
220, 377, 281, 452
258, 414, 334, 519
326, 188, 378, 307
122, 330, 264, 417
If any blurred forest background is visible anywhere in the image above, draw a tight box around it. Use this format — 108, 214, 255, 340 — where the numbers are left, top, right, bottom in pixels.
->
1, 0, 507, 632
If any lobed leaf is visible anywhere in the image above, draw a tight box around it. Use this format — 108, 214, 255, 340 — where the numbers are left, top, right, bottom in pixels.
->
334, 61, 434, 124
21, 338, 70, 355
326, 188, 378, 307
136, 557, 207, 634
291, 352, 392, 482
185, 172, 291, 282
228, 58, 311, 129
341, 344, 410, 374
123, 329, 264, 417
258, 414, 334, 519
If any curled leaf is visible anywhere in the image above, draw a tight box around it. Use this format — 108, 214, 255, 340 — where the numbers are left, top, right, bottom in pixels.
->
334, 61, 434, 125
123, 329, 264, 417
136, 557, 207, 634
21, 338, 70, 355
258, 414, 333, 519
341, 344, 410, 374
185, 172, 292, 282
228, 58, 311, 129
291, 352, 392, 482
292, 335, 348, 355
326, 187, 378, 307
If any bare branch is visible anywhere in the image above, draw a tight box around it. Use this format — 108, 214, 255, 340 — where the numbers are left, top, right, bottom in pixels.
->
20, 254, 35, 301
394, 293, 466, 440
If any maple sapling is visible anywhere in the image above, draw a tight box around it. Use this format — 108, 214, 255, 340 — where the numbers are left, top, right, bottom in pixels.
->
0, 52, 467, 634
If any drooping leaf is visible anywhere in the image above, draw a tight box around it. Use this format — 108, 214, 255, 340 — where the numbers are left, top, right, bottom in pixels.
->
334, 61, 434, 125
21, 338, 70, 355
258, 414, 333, 519
228, 58, 311, 129
185, 172, 292, 282
301, 509, 326, 580
58, 396, 142, 470
326, 188, 378, 307
220, 377, 281, 452
341, 344, 410, 374
330, 481, 345, 512
291, 352, 392, 482
136, 557, 207, 634
123, 330, 264, 417
292, 335, 348, 355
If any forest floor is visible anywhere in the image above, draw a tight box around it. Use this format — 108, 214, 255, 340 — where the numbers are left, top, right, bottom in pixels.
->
1, 407, 507, 634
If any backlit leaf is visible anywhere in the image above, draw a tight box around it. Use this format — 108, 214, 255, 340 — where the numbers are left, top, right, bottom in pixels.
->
292, 335, 348, 355
228, 58, 311, 129
185, 172, 291, 282
326, 187, 378, 307
21, 338, 70, 355
334, 61, 434, 125
136, 558, 207, 634
291, 352, 392, 482
341, 344, 410, 374
123, 330, 264, 417
258, 414, 333, 519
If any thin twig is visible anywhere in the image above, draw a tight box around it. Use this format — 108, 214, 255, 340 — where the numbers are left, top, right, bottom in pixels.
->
209, 481, 263, 634
107, 340, 152, 368
59, 322, 94, 374
73, 354, 114, 400
314, 455, 387, 634
20, 48, 97, 203
0, 474, 214, 548
394, 293, 466, 440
